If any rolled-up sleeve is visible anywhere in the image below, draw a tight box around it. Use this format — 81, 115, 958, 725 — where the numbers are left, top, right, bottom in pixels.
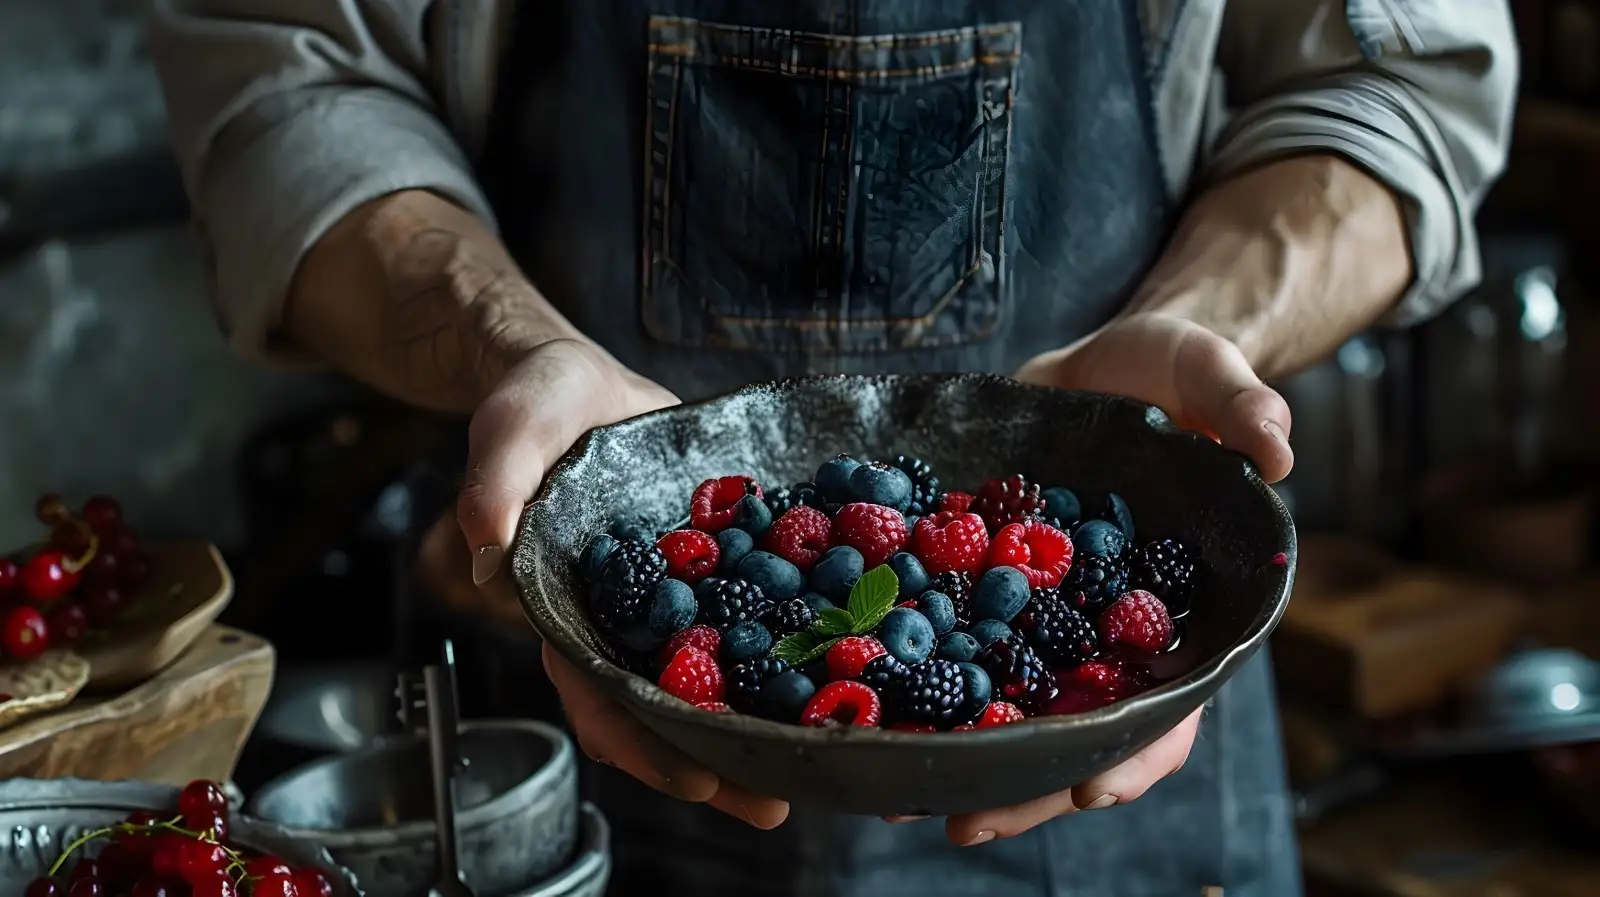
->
1209, 0, 1518, 326
148, 0, 497, 360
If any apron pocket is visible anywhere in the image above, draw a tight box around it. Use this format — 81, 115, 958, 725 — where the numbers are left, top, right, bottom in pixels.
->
641, 16, 1020, 353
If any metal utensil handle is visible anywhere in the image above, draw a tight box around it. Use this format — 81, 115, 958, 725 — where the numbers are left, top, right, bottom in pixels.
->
424, 641, 466, 886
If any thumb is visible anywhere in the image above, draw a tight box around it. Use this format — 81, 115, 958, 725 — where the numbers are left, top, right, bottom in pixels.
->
1170, 331, 1294, 484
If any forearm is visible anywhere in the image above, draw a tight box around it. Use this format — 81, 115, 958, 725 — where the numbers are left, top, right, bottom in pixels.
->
286, 190, 586, 414
1128, 154, 1411, 380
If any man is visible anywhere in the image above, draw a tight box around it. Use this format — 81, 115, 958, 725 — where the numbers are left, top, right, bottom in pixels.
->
150, 1, 1515, 894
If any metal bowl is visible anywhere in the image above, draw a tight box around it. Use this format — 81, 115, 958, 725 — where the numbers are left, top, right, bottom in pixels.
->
508, 804, 609, 897
255, 661, 396, 753
248, 720, 579, 897
0, 779, 358, 894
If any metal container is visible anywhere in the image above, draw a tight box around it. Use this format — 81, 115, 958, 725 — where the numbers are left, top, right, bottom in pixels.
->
0, 779, 359, 894
248, 720, 581, 897
508, 804, 610, 897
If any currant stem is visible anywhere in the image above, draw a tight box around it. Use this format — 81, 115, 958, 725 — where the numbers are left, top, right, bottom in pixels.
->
46, 817, 244, 878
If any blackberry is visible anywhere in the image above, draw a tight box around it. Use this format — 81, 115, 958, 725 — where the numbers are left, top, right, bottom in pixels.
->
726, 657, 790, 713
977, 635, 1058, 714
593, 540, 667, 631
697, 579, 774, 632
765, 482, 824, 517
859, 654, 912, 695
894, 659, 966, 726
1129, 538, 1199, 614
891, 455, 942, 516
1064, 554, 1129, 615
971, 475, 1046, 532
931, 570, 974, 629
761, 596, 817, 636
1018, 588, 1099, 666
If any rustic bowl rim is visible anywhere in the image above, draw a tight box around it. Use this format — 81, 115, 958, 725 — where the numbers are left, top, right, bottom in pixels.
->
518, 373, 1297, 746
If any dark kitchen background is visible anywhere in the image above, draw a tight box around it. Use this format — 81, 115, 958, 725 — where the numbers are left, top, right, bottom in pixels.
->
4, 1, 1600, 895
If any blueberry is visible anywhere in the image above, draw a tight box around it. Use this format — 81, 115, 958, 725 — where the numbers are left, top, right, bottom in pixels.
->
956, 662, 993, 719
848, 462, 913, 511
578, 534, 619, 584
967, 619, 1012, 648
737, 551, 804, 600
720, 621, 773, 666
918, 591, 956, 636
905, 514, 921, 532
973, 566, 1030, 622
610, 520, 656, 544
801, 592, 836, 615
801, 660, 832, 688
937, 631, 981, 662
1073, 519, 1128, 559
648, 578, 697, 637
815, 454, 862, 502
877, 606, 936, 665
810, 545, 865, 601
758, 670, 817, 722
717, 528, 754, 573
889, 552, 931, 599
1041, 487, 1082, 527
730, 494, 773, 537
1104, 493, 1135, 541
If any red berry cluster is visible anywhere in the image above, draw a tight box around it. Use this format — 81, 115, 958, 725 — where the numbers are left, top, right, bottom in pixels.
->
0, 494, 152, 665
23, 780, 333, 897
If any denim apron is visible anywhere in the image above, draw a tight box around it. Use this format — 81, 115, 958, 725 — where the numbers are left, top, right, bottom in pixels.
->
480, 2, 1300, 894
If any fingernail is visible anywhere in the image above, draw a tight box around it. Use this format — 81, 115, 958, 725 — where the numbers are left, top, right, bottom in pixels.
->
962, 830, 995, 847
1262, 420, 1287, 446
473, 544, 505, 585
885, 815, 928, 823
1080, 794, 1118, 811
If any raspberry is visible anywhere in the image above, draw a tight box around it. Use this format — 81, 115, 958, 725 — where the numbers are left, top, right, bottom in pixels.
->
1017, 588, 1098, 666
977, 635, 1058, 714
1044, 689, 1118, 714
655, 530, 720, 582
593, 541, 667, 632
800, 680, 883, 728
986, 520, 1074, 588
976, 701, 1026, 727
911, 512, 989, 575
890, 456, 942, 516
939, 491, 975, 514
1064, 554, 1129, 615
826, 635, 887, 681
1129, 538, 1199, 614
830, 503, 909, 568
889, 721, 937, 733
690, 476, 761, 532
970, 475, 1045, 532
657, 624, 720, 668
695, 701, 734, 713
763, 506, 833, 572
761, 596, 816, 636
725, 657, 789, 712
893, 659, 966, 726
697, 579, 773, 632
658, 647, 724, 706
930, 571, 974, 629
1097, 590, 1175, 654
1059, 659, 1154, 695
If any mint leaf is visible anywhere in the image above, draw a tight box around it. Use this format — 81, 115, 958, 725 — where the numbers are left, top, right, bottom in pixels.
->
846, 565, 899, 633
772, 631, 842, 667
814, 608, 856, 637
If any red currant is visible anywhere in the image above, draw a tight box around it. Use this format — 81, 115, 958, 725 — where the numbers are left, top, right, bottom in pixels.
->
67, 861, 98, 885
189, 873, 236, 897
0, 558, 20, 597
24, 878, 61, 897
81, 496, 122, 532
178, 840, 230, 884
289, 869, 332, 897
46, 601, 89, 645
20, 551, 78, 604
103, 528, 140, 557
34, 494, 71, 526
185, 810, 229, 843
178, 780, 228, 818
83, 551, 120, 585
129, 879, 175, 897
149, 835, 188, 879
50, 525, 92, 557
83, 583, 125, 624
243, 857, 291, 879
2, 606, 50, 660
66, 878, 100, 897
252, 873, 299, 897
95, 841, 140, 890
118, 554, 151, 592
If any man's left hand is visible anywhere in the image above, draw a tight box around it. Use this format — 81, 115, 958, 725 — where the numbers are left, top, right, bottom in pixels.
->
924, 310, 1293, 847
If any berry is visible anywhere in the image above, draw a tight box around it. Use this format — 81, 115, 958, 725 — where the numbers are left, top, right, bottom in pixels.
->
82, 496, 122, 532
936, 631, 980, 662
756, 670, 816, 722
987, 520, 1074, 589
939, 491, 975, 514
1128, 538, 1198, 613
177, 840, 229, 883
929, 570, 974, 628
814, 454, 862, 503
888, 552, 930, 598
1059, 658, 1155, 696
129, 880, 176, 897
764, 482, 822, 516
725, 657, 789, 712
825, 636, 887, 681
917, 591, 956, 635
876, 607, 936, 665
69, 861, 99, 886
2, 606, 50, 660
1017, 588, 1099, 665
1064, 554, 1129, 615
729, 495, 774, 537
695, 701, 733, 713
801, 592, 835, 614
977, 635, 1058, 713
610, 519, 656, 544
658, 646, 724, 706
972, 566, 1031, 622
189, 810, 228, 842
655, 530, 720, 583
800, 681, 882, 728
956, 661, 992, 721
620, 579, 698, 651
893, 659, 965, 726
830, 503, 908, 568
735, 551, 804, 600
593, 541, 667, 632
150, 835, 187, 878
696, 579, 773, 631
26, 879, 60, 897
760, 596, 816, 636
178, 779, 228, 819
67, 880, 100, 897
719, 621, 772, 666
976, 702, 1026, 727
809, 545, 864, 601
1072, 519, 1128, 560
35, 494, 72, 525
117, 554, 151, 591
21, 551, 79, 604
46, 601, 89, 645
689, 476, 761, 532
966, 619, 1012, 648
1040, 487, 1081, 529
83, 551, 122, 587
971, 475, 1045, 532
1103, 493, 1135, 539
858, 653, 911, 695
715, 528, 754, 573
1097, 590, 1175, 654
763, 506, 832, 572
0, 558, 20, 597
189, 875, 235, 897
911, 512, 988, 575
83, 583, 126, 624
252, 875, 298, 897
890, 456, 942, 515
657, 624, 720, 668
847, 462, 913, 511
243, 858, 292, 879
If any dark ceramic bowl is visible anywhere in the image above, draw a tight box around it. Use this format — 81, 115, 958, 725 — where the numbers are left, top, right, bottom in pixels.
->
513, 374, 1295, 817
